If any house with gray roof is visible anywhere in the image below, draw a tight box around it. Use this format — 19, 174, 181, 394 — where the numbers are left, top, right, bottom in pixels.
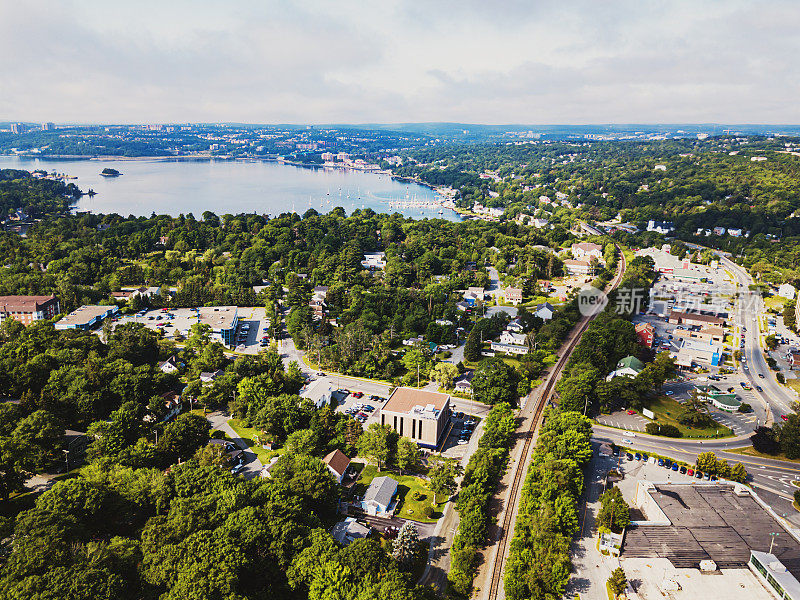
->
360, 475, 398, 516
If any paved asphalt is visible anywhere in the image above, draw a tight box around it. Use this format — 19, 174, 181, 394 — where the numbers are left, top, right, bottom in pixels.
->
593, 425, 800, 502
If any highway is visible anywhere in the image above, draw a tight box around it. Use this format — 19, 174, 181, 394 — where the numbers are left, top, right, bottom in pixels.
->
682, 244, 798, 421
593, 425, 800, 501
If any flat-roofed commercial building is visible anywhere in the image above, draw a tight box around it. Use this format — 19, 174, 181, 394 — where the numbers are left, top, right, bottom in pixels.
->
379, 387, 451, 449
55, 305, 119, 330
196, 306, 239, 347
0, 295, 60, 325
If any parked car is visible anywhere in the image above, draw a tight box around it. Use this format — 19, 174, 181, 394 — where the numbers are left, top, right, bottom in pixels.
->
695, 470, 703, 479
230, 464, 245, 475
627, 409, 636, 415
688, 468, 694, 476
352, 392, 364, 399
457, 438, 469, 445
641, 453, 648, 461
671, 463, 679, 471
625, 453, 633, 461
634, 453, 641, 461
657, 458, 664, 467
664, 460, 672, 468
782, 415, 789, 421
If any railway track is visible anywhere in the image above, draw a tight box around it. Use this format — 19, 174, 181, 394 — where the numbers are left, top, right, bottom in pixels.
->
485, 247, 626, 600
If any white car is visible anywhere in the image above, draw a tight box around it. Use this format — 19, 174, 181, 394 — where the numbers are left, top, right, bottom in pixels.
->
457, 439, 469, 445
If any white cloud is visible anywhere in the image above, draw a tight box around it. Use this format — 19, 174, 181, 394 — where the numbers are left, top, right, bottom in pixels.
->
1, 0, 798, 123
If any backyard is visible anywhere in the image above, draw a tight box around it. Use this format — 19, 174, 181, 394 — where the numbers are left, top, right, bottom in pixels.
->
352, 464, 446, 523
227, 418, 280, 463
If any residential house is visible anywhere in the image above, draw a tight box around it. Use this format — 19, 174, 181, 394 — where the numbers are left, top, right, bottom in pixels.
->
504, 287, 523, 305
454, 370, 475, 393
563, 259, 594, 276
360, 476, 398, 516
605, 356, 645, 381
160, 392, 183, 422
534, 302, 555, 321
200, 370, 225, 383
361, 252, 387, 269
455, 301, 472, 312
506, 320, 524, 332
331, 517, 371, 545
322, 449, 351, 484
571, 242, 604, 262
713, 226, 726, 236
635, 322, 655, 348
500, 331, 527, 346
728, 228, 743, 237
646, 220, 675, 234
158, 356, 180, 374
309, 285, 329, 320
463, 287, 485, 307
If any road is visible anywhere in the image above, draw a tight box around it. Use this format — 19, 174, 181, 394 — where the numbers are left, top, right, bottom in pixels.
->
206, 410, 264, 479
683, 245, 798, 421
593, 425, 800, 502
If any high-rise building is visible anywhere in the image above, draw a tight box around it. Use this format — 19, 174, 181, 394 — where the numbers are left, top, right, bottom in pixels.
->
10, 123, 23, 134
42, 122, 55, 131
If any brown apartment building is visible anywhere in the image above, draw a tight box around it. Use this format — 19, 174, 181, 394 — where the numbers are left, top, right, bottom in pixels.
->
379, 387, 451, 449
0, 295, 60, 325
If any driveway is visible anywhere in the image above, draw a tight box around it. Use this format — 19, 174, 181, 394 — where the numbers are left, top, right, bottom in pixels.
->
346, 507, 437, 540
206, 410, 264, 479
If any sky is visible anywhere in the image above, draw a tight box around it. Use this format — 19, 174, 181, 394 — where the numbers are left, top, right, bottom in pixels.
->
1, 0, 799, 124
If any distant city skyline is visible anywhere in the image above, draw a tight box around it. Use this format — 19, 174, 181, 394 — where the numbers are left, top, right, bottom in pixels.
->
2, 0, 799, 124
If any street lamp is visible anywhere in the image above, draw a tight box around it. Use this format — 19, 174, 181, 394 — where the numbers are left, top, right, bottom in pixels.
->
769, 532, 779, 555
62, 449, 70, 472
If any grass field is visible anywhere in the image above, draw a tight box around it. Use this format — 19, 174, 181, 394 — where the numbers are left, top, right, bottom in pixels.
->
354, 465, 445, 523
645, 395, 734, 438
785, 378, 800, 395
726, 446, 800, 464
765, 296, 788, 310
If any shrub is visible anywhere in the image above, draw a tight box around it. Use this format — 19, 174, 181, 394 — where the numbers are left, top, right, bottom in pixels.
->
645, 422, 681, 437
794, 489, 800, 507
777, 373, 786, 384
209, 429, 226, 439
737, 402, 752, 413
422, 505, 434, 518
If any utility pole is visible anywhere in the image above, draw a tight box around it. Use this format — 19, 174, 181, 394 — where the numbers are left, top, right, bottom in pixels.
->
770, 532, 779, 555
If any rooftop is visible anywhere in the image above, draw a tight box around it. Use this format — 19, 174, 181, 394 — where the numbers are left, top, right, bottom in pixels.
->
196, 306, 238, 331
0, 294, 57, 313
322, 449, 351, 477
363, 475, 398, 508
382, 387, 449, 417
56, 304, 117, 327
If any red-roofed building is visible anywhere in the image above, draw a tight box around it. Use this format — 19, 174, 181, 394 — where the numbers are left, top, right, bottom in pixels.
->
0, 295, 60, 326
635, 322, 655, 348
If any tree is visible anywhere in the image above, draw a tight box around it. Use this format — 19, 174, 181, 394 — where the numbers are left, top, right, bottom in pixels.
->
391, 521, 419, 569
608, 567, 627, 596
429, 458, 462, 504
158, 413, 211, 461
645, 422, 681, 437
356, 424, 392, 471
284, 428, 319, 455
751, 426, 780, 454
396, 438, 420, 475
696, 451, 719, 474
463, 327, 481, 362
194, 443, 230, 467
12, 409, 65, 472
431, 362, 459, 390
597, 486, 630, 531
471, 358, 521, 406
729, 462, 748, 483
778, 414, 800, 459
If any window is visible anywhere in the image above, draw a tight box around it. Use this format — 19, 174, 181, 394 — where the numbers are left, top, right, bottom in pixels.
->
412, 419, 416, 439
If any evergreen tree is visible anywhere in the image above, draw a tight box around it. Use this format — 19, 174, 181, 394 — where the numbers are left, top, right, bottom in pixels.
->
463, 327, 481, 362
608, 567, 627, 596
391, 521, 419, 569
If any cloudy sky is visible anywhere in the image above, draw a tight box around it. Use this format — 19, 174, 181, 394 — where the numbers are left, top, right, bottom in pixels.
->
2, 0, 799, 124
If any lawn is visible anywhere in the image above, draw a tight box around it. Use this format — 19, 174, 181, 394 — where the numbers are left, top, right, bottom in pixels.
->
726, 446, 800, 464
785, 378, 800, 395
227, 418, 279, 463
354, 465, 446, 523
644, 395, 734, 438
765, 296, 788, 310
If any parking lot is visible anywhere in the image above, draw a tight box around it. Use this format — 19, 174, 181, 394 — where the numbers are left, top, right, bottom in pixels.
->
114, 306, 269, 354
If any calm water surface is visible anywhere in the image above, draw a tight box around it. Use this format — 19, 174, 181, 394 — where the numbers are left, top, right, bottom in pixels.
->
0, 156, 460, 221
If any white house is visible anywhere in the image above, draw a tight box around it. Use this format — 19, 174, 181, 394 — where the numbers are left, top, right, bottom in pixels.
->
534, 302, 555, 321
571, 242, 603, 262
361, 252, 387, 269
331, 518, 371, 545
500, 331, 527, 346
646, 220, 674, 234
506, 320, 524, 332
301, 379, 332, 409
322, 449, 351, 484
605, 356, 645, 381
158, 356, 180, 374
779, 283, 797, 300
361, 476, 398, 516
